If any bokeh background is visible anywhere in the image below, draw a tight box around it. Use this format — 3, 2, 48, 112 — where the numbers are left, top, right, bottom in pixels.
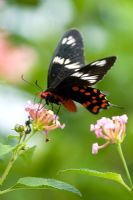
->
0, 0, 133, 199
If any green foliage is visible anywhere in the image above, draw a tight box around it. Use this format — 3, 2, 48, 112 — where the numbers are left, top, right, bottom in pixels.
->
0, 177, 81, 197
20, 146, 36, 163
0, 143, 14, 157
12, 177, 81, 196
8, 134, 20, 141
60, 168, 131, 191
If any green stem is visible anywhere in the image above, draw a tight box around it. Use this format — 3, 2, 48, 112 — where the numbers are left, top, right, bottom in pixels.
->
0, 187, 13, 195
117, 143, 133, 188
0, 152, 18, 186
0, 130, 35, 187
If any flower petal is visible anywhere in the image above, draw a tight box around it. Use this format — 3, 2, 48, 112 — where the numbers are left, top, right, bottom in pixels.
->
92, 143, 99, 154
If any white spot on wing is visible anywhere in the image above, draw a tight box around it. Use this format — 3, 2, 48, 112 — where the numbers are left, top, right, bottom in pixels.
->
91, 60, 107, 67
62, 37, 67, 44
82, 73, 90, 77
67, 36, 76, 45
88, 80, 96, 84
62, 36, 76, 46
64, 59, 70, 64
53, 56, 64, 65
71, 72, 83, 77
65, 62, 80, 69
81, 75, 98, 80
74, 69, 79, 72
71, 43, 76, 46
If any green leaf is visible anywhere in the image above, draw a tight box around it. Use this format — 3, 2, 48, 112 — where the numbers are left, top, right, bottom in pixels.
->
0, 143, 14, 157
8, 134, 20, 140
10, 177, 81, 196
20, 146, 36, 163
60, 168, 131, 191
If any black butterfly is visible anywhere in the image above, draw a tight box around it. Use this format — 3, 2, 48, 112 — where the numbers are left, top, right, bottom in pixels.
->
40, 29, 116, 114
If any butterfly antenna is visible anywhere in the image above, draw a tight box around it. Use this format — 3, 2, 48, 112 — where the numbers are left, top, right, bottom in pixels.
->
21, 75, 42, 92
35, 80, 43, 91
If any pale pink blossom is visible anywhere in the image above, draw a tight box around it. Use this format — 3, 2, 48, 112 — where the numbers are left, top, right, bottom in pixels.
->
25, 101, 65, 140
0, 32, 37, 83
92, 143, 99, 154
90, 114, 128, 154
92, 141, 110, 155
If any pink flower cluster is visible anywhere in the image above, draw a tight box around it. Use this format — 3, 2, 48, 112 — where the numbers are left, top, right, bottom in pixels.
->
0, 32, 36, 83
90, 114, 128, 154
25, 101, 65, 140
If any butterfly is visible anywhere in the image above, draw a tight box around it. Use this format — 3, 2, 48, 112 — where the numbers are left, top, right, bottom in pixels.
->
40, 29, 116, 114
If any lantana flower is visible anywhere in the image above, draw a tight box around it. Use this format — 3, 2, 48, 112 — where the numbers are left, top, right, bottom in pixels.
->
90, 114, 128, 154
25, 101, 65, 141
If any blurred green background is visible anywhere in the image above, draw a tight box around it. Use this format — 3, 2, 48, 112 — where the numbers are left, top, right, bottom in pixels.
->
0, 0, 133, 199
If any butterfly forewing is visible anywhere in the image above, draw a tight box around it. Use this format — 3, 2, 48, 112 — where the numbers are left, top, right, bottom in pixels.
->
48, 29, 85, 89
70, 56, 116, 86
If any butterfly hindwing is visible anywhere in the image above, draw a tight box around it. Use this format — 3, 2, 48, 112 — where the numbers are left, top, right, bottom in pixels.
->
48, 29, 85, 89
55, 79, 109, 114
70, 86, 109, 114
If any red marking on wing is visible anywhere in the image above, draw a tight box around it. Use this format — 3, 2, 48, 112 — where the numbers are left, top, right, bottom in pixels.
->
93, 88, 98, 93
72, 86, 79, 91
85, 92, 90, 96
102, 99, 107, 103
82, 101, 91, 107
99, 93, 104, 98
92, 100, 97, 104
101, 103, 108, 108
62, 99, 77, 112
80, 89, 85, 93
92, 106, 100, 113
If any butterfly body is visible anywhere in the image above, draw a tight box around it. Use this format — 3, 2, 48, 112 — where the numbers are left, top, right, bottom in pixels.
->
40, 29, 116, 114
40, 90, 77, 112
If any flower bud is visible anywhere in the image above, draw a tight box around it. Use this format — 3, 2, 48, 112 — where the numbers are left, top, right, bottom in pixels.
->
14, 124, 24, 133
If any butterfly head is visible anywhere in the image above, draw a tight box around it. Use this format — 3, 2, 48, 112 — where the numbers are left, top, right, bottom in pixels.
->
39, 90, 61, 105
39, 91, 52, 105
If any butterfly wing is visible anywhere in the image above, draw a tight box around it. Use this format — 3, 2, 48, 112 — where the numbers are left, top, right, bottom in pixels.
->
48, 29, 85, 89
70, 86, 109, 114
54, 56, 116, 113
55, 79, 109, 114
70, 56, 116, 86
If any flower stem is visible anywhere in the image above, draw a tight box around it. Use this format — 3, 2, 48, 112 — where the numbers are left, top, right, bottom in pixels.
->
0, 152, 18, 186
0, 130, 35, 187
117, 143, 133, 188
